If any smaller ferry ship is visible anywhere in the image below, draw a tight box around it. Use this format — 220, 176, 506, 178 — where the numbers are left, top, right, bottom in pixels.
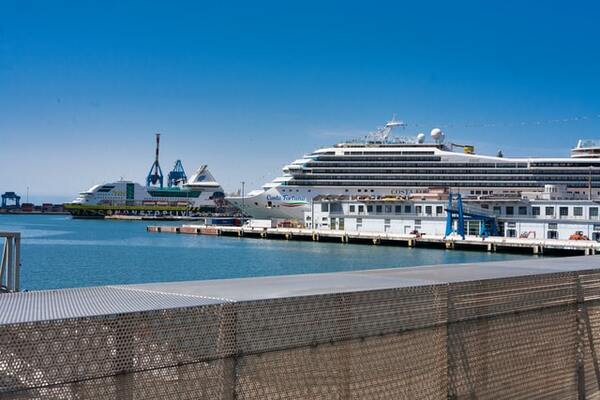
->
66, 134, 225, 218
71, 165, 224, 207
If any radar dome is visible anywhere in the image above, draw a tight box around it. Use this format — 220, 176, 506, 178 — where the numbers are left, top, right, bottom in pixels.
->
416, 133, 426, 143
430, 128, 444, 143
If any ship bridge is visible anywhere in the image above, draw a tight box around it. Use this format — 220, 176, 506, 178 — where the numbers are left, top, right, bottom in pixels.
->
572, 140, 600, 158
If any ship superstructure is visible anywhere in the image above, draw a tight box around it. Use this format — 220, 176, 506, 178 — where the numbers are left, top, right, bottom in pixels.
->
227, 118, 600, 220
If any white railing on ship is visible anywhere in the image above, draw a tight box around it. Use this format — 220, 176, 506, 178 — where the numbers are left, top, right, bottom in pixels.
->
1, 232, 21, 292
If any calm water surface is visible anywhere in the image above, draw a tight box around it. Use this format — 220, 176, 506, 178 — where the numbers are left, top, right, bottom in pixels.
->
0, 214, 536, 291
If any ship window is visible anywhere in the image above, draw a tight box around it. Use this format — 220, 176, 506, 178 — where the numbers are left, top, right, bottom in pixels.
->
385, 205, 392, 213
532, 207, 540, 216
415, 205, 422, 214
367, 205, 373, 212
505, 206, 514, 216
547, 230, 558, 239
358, 189, 362, 192
591, 207, 599, 218
559, 207, 568, 217
405, 205, 411, 213
349, 205, 355, 213
545, 206, 555, 216
436, 206, 443, 215
321, 203, 329, 212
425, 206, 432, 215
574, 207, 583, 217
395, 205, 402, 213
518, 206, 527, 215
376, 205, 382, 213
358, 205, 364, 213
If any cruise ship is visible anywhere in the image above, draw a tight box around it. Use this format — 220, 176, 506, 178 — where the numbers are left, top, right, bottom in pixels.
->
71, 165, 225, 208
227, 119, 600, 220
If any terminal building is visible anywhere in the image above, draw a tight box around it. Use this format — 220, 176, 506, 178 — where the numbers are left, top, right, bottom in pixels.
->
304, 185, 600, 241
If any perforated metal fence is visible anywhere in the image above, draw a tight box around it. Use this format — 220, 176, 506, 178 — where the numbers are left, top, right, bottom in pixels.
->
2, 256, 600, 399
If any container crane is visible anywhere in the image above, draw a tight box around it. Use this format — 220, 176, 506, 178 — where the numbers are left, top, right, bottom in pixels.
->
146, 133, 164, 188
168, 160, 187, 187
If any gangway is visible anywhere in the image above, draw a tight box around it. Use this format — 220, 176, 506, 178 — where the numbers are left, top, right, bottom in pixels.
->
445, 193, 498, 239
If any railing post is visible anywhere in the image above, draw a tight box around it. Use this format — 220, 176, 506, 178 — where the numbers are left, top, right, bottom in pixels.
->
0, 232, 21, 292
14, 233, 20, 292
6, 235, 13, 292
0, 238, 7, 288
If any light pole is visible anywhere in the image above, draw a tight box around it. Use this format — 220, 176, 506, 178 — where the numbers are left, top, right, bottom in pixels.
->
589, 166, 594, 201
241, 181, 245, 220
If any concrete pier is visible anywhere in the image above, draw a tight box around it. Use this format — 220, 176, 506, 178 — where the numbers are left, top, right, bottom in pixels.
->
147, 224, 600, 256
2, 256, 600, 399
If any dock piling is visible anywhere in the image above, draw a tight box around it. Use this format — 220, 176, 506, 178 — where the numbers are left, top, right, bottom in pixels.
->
148, 225, 600, 256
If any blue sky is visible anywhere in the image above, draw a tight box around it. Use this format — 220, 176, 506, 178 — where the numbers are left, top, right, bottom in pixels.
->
2, 1, 600, 202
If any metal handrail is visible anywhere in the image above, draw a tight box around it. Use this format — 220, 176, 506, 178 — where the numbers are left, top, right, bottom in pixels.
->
0, 232, 21, 292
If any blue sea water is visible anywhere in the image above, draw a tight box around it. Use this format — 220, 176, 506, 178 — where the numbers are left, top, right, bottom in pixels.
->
0, 214, 536, 291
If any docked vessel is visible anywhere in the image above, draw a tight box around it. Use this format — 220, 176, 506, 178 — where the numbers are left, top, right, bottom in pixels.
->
66, 134, 226, 218
70, 165, 224, 208
227, 118, 600, 220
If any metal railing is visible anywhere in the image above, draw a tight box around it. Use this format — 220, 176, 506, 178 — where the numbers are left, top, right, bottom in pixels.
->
0, 232, 20, 292
2, 256, 600, 398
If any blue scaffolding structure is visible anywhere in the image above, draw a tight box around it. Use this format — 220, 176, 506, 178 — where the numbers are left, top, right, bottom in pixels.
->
445, 193, 498, 239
